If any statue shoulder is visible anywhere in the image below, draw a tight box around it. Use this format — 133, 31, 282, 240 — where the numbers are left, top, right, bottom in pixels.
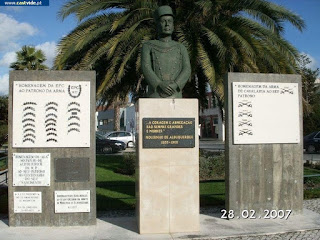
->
142, 40, 157, 48
177, 42, 188, 52
143, 40, 180, 48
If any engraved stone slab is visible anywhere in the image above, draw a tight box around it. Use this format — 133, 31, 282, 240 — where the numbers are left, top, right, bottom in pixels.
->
9, 71, 96, 227
143, 118, 195, 148
14, 192, 42, 213
233, 82, 300, 144
226, 73, 303, 217
13, 153, 50, 186
12, 81, 90, 148
55, 190, 90, 213
55, 158, 89, 182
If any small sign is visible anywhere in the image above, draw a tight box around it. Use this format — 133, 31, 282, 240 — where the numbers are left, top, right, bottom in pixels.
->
233, 82, 300, 144
55, 190, 90, 213
12, 81, 90, 148
55, 158, 89, 182
0, 0, 49, 6
13, 153, 50, 186
14, 192, 42, 213
143, 118, 195, 148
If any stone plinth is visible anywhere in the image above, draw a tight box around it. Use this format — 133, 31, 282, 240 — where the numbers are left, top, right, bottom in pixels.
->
8, 71, 96, 226
225, 73, 303, 218
136, 98, 199, 234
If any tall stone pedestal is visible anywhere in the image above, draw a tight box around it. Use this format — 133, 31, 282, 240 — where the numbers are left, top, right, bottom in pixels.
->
225, 73, 303, 218
136, 98, 199, 234
8, 71, 96, 226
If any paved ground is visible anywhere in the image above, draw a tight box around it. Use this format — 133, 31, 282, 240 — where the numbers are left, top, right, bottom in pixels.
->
0, 199, 319, 240
209, 201, 320, 240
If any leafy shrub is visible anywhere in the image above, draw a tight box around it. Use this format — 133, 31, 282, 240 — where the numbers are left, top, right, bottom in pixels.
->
114, 153, 136, 175
199, 156, 213, 180
304, 161, 320, 171
315, 164, 320, 171
0, 124, 7, 148
304, 188, 320, 199
199, 153, 225, 180
200, 149, 222, 158
115, 150, 226, 180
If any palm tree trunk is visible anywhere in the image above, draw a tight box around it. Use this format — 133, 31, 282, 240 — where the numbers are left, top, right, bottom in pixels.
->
113, 95, 121, 131
113, 104, 120, 131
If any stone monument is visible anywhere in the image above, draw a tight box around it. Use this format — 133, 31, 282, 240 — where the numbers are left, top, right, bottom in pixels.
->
136, 6, 199, 234
8, 71, 96, 226
225, 73, 303, 219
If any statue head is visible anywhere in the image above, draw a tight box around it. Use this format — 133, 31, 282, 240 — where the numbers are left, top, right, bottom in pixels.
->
154, 5, 174, 37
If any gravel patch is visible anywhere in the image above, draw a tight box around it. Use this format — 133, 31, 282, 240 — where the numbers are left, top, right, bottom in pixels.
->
205, 199, 320, 240
303, 198, 320, 214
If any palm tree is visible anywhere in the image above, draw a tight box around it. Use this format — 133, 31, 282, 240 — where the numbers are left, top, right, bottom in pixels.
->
10, 45, 48, 70
55, 0, 305, 109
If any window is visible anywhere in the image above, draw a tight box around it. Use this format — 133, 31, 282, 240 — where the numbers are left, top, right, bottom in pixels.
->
109, 133, 118, 137
118, 132, 126, 137
212, 96, 217, 108
100, 119, 113, 125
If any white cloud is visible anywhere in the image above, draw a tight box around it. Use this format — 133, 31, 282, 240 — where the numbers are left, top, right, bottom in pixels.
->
35, 41, 57, 68
301, 52, 318, 70
3, 6, 24, 12
0, 51, 16, 67
0, 73, 9, 96
0, 41, 56, 72
0, 13, 37, 52
0, 41, 57, 69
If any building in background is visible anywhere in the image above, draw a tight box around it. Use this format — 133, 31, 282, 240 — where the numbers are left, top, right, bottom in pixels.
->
96, 92, 225, 141
96, 103, 136, 134
125, 104, 136, 133
199, 91, 224, 141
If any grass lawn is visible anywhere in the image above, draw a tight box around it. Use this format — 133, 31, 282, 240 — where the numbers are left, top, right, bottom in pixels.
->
200, 180, 225, 206
304, 167, 320, 176
96, 155, 320, 210
96, 154, 226, 210
96, 155, 135, 210
304, 167, 320, 199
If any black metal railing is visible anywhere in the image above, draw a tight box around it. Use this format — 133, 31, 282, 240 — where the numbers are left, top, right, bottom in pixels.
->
0, 169, 8, 185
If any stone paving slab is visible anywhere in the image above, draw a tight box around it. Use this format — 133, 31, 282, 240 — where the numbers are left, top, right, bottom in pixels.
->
0, 208, 319, 240
209, 230, 320, 240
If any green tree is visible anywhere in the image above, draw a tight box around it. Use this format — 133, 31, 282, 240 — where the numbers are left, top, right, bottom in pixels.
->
10, 45, 48, 70
0, 96, 8, 147
0, 96, 8, 124
298, 54, 320, 135
55, 0, 304, 109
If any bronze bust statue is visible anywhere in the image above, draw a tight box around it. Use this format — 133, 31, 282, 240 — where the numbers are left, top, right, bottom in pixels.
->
141, 5, 191, 98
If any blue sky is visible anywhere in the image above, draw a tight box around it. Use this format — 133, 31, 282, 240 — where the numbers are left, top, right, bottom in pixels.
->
0, 0, 319, 95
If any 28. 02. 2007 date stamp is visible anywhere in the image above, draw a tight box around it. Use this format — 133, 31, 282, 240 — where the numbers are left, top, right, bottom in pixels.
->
221, 209, 292, 220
